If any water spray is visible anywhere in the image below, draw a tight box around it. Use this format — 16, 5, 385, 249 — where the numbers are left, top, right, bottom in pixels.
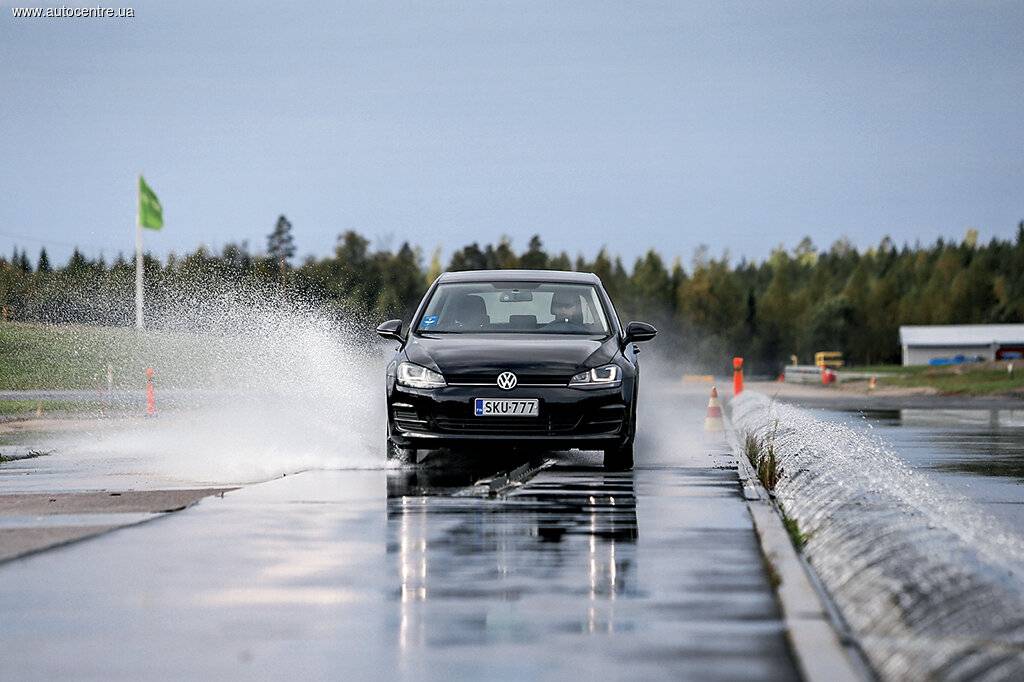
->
732, 392, 1024, 679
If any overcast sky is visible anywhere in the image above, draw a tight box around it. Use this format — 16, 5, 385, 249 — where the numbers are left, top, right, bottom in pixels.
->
2, 1, 1022, 268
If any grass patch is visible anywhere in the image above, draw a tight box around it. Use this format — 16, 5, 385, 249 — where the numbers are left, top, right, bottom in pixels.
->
845, 362, 1024, 396
0, 320, 264, 391
757, 430, 781, 491
782, 512, 807, 551
0, 321, 210, 390
0, 399, 109, 415
844, 364, 930, 376
743, 432, 760, 468
742, 423, 783, 492
881, 367, 1024, 396
0, 322, 132, 390
743, 427, 808, 557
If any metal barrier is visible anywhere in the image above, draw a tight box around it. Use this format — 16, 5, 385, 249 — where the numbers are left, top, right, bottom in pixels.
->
784, 365, 825, 384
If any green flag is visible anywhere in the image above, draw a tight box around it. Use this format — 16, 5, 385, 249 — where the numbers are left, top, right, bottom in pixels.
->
138, 176, 163, 230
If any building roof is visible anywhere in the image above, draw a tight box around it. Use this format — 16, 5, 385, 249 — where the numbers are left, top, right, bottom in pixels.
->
899, 324, 1024, 347
439, 269, 600, 284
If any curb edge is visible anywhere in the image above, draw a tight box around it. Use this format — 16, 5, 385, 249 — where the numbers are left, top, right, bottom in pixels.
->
722, 408, 871, 682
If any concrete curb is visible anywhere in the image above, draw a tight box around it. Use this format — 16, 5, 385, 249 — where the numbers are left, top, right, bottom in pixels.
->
722, 411, 871, 682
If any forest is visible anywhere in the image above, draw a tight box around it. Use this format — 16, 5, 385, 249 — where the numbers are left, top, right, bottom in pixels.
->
3, 218, 1023, 373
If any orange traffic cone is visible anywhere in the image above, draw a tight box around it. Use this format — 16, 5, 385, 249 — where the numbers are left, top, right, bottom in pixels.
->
704, 386, 724, 432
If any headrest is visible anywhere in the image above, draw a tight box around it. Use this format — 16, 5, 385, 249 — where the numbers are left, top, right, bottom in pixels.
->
550, 291, 579, 314
451, 294, 487, 323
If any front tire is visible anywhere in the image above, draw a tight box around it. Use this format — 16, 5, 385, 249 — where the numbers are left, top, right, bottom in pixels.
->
386, 435, 416, 464
603, 440, 634, 470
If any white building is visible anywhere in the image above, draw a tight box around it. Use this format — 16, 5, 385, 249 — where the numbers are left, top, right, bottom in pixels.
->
899, 324, 1024, 366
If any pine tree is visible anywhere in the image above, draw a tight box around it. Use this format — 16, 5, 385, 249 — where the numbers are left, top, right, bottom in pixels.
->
267, 215, 295, 280
630, 250, 672, 319
484, 237, 518, 269
520, 235, 549, 270
549, 252, 572, 271
448, 243, 487, 271
37, 248, 51, 274
66, 248, 88, 273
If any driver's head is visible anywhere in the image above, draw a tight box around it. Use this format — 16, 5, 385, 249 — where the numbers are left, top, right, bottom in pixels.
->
550, 291, 582, 321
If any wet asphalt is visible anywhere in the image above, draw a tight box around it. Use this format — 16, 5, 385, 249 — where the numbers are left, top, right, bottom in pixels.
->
0, 385, 797, 681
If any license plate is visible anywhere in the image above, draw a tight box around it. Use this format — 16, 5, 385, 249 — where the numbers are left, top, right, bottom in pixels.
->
474, 398, 539, 417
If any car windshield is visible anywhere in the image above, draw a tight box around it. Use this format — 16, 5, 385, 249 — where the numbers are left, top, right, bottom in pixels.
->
416, 281, 611, 335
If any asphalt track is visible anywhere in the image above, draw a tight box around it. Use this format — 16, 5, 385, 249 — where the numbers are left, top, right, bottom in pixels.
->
0, 385, 798, 680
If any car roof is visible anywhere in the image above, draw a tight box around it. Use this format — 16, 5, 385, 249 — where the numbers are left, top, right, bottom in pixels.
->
437, 269, 601, 285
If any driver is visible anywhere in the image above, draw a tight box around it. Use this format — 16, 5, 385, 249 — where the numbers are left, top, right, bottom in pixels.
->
547, 291, 585, 330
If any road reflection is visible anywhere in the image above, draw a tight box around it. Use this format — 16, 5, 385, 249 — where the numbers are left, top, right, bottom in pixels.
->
386, 458, 638, 652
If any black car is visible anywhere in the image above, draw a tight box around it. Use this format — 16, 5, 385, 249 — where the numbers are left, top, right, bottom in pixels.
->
376, 270, 657, 469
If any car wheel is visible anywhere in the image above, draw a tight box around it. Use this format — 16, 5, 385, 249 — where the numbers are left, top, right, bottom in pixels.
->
386, 435, 416, 464
603, 441, 633, 471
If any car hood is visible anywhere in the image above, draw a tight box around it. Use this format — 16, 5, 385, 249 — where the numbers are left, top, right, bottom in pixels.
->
405, 333, 618, 379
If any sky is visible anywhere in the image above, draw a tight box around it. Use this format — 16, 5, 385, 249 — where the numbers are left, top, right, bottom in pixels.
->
1, 0, 1022, 269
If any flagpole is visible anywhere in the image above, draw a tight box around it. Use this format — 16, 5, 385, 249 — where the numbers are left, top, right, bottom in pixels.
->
135, 174, 144, 330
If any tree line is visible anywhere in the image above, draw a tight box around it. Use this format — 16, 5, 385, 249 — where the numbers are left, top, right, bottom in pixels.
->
3, 218, 1023, 372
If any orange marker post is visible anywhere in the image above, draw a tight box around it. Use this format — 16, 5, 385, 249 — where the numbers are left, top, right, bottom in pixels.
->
145, 367, 156, 417
732, 357, 744, 396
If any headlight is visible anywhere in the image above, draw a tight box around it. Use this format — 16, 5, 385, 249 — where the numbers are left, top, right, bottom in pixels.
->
397, 362, 446, 389
569, 364, 621, 386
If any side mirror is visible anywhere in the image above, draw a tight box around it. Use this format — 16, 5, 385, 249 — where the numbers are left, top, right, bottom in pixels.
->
376, 319, 405, 343
623, 321, 657, 346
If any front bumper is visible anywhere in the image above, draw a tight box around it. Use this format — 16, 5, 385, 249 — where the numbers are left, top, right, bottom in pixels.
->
387, 382, 632, 449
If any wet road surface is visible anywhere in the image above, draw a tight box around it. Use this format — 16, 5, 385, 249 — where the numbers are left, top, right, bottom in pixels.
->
0, 488, 234, 562
0, 386, 797, 680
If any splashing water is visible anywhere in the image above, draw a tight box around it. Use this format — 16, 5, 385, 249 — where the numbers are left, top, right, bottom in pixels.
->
731, 392, 1024, 681
34, 279, 391, 484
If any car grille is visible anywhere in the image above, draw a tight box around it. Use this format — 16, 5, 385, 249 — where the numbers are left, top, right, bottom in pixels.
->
446, 373, 570, 387
433, 415, 580, 435
394, 406, 624, 437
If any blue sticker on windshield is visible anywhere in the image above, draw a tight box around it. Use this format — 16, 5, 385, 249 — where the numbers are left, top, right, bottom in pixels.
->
420, 315, 439, 329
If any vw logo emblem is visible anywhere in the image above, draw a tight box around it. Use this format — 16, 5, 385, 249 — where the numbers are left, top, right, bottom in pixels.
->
496, 371, 518, 390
